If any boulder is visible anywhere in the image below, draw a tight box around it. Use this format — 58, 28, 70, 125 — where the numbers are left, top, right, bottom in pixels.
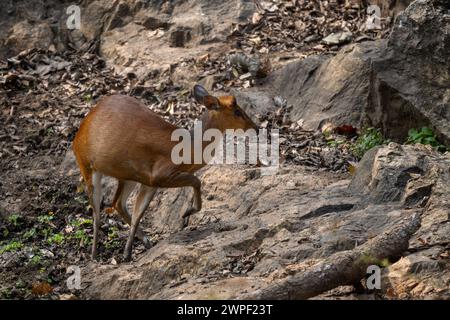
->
367, 0, 450, 143
321, 31, 353, 45
265, 43, 382, 130
381, 251, 450, 299
5, 20, 54, 55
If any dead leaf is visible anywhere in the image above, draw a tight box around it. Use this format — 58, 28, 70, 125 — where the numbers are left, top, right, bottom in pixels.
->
335, 125, 358, 136
348, 162, 357, 175
31, 282, 53, 296
252, 12, 263, 25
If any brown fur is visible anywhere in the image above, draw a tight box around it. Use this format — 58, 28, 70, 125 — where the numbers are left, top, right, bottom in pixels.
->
73, 94, 256, 186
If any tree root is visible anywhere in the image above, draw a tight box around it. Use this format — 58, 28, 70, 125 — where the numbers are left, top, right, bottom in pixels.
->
243, 211, 422, 300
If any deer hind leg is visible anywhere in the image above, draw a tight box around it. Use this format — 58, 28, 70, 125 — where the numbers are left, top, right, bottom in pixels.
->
112, 180, 151, 248
90, 171, 103, 260
74, 153, 100, 260
156, 172, 202, 230
123, 184, 157, 261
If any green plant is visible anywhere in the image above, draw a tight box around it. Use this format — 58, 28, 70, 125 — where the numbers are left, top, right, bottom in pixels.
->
70, 217, 93, 228
84, 93, 92, 102
7, 214, 23, 227
0, 241, 24, 254
37, 213, 54, 224
68, 218, 93, 246
15, 279, 26, 289
105, 226, 121, 249
23, 227, 38, 240
47, 233, 65, 245
352, 127, 388, 158
327, 139, 345, 148
1, 288, 12, 299
406, 127, 447, 151
71, 229, 91, 246
107, 226, 119, 240
39, 227, 54, 239
29, 254, 43, 266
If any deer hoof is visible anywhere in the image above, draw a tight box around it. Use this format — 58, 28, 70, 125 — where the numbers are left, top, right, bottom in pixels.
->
123, 252, 132, 262
179, 216, 190, 230
142, 235, 152, 249
182, 208, 196, 218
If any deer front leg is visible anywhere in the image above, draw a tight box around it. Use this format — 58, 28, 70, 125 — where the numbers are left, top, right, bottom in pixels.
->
155, 172, 202, 230
123, 184, 157, 262
181, 182, 201, 229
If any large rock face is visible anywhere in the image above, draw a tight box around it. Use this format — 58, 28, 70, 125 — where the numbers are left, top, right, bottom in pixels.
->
0, 0, 255, 79
367, 0, 450, 143
266, 42, 384, 130
4, 21, 54, 55
241, 0, 449, 143
83, 144, 450, 299
95, 0, 255, 77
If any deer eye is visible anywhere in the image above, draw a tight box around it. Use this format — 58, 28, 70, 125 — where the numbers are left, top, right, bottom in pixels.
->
234, 109, 242, 117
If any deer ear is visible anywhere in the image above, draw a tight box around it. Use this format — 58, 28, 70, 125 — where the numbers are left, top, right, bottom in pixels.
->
193, 85, 219, 110
193, 85, 209, 103
202, 95, 220, 110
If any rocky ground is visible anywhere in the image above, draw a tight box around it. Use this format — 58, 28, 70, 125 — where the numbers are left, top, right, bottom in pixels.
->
0, 0, 449, 299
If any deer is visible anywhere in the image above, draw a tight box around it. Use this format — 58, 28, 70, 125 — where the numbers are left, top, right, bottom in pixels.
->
72, 85, 258, 261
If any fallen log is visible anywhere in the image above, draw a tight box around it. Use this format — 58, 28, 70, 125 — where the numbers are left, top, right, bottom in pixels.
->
243, 211, 422, 300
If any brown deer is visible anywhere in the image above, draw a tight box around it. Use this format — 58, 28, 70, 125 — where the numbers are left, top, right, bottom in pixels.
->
72, 85, 258, 261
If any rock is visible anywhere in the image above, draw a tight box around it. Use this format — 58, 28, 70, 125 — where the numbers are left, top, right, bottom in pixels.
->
0, 0, 256, 79
98, 0, 256, 78
364, 0, 415, 18
322, 32, 353, 46
104, 2, 131, 31
83, 144, 450, 299
0, 0, 112, 56
169, 27, 192, 48
5, 20, 54, 55
348, 143, 439, 205
304, 35, 320, 43
80, 0, 117, 41
353, 143, 450, 299
368, 0, 450, 143
381, 251, 450, 299
241, 0, 450, 144
231, 89, 275, 123
261, 44, 380, 131
137, 15, 171, 30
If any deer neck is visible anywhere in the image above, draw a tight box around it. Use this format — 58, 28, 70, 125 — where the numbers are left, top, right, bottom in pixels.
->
185, 111, 225, 167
